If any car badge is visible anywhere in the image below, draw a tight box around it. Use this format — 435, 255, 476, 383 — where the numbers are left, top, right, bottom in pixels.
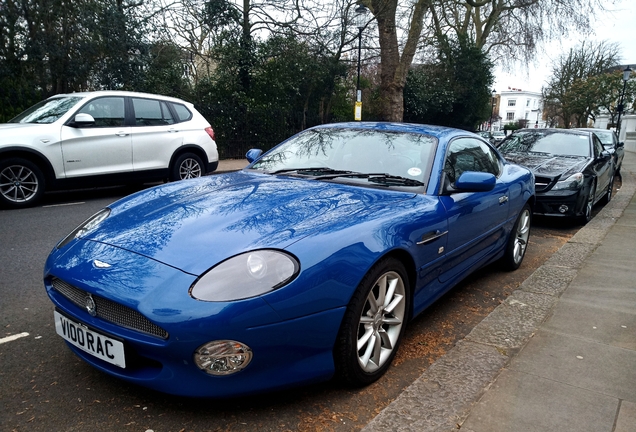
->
93, 260, 112, 268
85, 294, 97, 317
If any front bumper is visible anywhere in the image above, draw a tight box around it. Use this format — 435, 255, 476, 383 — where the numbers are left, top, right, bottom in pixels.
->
533, 188, 586, 218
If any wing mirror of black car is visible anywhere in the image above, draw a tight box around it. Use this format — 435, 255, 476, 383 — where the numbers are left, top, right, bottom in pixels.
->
446, 171, 496, 194
246, 149, 263, 163
617, 141, 625, 148
599, 150, 612, 161
71, 113, 95, 127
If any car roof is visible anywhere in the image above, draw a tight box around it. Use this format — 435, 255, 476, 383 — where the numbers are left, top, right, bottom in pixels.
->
47, 90, 190, 105
513, 128, 590, 137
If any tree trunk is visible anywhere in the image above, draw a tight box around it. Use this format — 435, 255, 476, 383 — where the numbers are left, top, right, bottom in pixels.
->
369, 0, 428, 122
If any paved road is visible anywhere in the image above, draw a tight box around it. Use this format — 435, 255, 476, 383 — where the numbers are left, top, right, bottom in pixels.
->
0, 175, 612, 432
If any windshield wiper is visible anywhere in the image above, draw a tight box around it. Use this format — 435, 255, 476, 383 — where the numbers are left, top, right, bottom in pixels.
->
271, 167, 357, 176
315, 172, 425, 187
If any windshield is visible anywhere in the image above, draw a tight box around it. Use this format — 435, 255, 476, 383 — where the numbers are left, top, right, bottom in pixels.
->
251, 128, 437, 186
9, 96, 84, 124
498, 130, 591, 157
592, 131, 615, 146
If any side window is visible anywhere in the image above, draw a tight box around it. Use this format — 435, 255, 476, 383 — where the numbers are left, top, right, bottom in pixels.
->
444, 138, 501, 184
132, 98, 174, 126
78, 97, 125, 127
171, 103, 192, 122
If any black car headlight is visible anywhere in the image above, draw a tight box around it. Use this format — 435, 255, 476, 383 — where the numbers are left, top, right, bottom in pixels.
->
57, 208, 111, 249
190, 250, 299, 302
551, 173, 584, 191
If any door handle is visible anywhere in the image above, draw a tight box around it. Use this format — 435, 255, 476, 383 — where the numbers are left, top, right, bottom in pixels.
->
116, 131, 129, 137
417, 230, 448, 245
499, 195, 509, 204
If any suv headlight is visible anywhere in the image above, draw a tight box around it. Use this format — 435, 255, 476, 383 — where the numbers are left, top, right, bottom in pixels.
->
551, 173, 584, 191
190, 250, 299, 302
57, 208, 110, 249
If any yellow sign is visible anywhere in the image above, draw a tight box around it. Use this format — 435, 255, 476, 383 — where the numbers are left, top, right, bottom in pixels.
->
354, 102, 362, 121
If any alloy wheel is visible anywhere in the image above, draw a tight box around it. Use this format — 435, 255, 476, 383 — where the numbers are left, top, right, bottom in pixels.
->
356, 271, 406, 372
0, 164, 40, 203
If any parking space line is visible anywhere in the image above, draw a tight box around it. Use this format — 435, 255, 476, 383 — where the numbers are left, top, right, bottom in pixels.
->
0, 332, 30, 344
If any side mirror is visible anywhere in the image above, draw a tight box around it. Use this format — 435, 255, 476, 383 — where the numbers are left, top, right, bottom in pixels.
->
246, 149, 263, 163
71, 113, 95, 127
617, 141, 625, 148
445, 171, 496, 194
599, 150, 612, 161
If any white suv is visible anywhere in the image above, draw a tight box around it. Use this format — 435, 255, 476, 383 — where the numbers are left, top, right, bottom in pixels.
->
0, 91, 218, 208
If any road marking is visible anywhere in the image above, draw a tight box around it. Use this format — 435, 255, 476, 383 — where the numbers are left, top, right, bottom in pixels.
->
0, 332, 30, 344
43, 202, 86, 208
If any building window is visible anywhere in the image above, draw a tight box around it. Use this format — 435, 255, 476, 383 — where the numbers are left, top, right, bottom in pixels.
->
508, 99, 516, 107
506, 112, 515, 121
526, 99, 530, 107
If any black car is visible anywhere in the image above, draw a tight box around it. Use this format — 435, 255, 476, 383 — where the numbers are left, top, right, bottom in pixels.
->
498, 129, 615, 224
575, 128, 625, 173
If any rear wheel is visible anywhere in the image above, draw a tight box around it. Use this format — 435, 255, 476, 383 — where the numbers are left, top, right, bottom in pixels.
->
171, 153, 204, 181
0, 158, 46, 209
334, 257, 410, 386
502, 204, 531, 270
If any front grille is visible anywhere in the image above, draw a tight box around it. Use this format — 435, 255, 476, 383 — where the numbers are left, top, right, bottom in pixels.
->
52, 278, 169, 339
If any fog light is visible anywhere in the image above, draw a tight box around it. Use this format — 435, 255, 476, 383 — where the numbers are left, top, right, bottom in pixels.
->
559, 205, 568, 213
194, 340, 253, 375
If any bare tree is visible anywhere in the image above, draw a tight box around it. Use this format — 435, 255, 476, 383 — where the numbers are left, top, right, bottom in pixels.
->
542, 41, 621, 128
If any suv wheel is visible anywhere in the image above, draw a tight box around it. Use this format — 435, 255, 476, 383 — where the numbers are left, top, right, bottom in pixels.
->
0, 158, 46, 209
171, 153, 204, 181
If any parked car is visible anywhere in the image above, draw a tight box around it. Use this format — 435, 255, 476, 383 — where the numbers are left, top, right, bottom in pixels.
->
476, 131, 495, 144
575, 128, 625, 173
491, 130, 506, 144
0, 91, 218, 208
44, 122, 534, 397
498, 128, 614, 224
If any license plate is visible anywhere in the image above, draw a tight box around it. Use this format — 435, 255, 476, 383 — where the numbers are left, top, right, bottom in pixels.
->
54, 311, 126, 368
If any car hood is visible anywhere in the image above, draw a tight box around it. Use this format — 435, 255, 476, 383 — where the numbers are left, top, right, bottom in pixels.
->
0, 122, 57, 143
501, 152, 588, 179
83, 171, 417, 275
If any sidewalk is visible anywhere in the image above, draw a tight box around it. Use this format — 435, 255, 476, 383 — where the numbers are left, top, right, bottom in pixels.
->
364, 151, 636, 432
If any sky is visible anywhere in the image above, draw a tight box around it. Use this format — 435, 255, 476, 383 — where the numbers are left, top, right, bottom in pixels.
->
494, 0, 636, 93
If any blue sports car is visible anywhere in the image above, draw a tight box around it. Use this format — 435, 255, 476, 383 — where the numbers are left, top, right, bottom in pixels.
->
44, 122, 534, 397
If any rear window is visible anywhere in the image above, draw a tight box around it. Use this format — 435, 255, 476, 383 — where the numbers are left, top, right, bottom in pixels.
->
132, 98, 175, 126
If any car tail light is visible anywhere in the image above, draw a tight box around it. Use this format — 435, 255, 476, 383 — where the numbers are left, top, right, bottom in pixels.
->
205, 127, 216, 141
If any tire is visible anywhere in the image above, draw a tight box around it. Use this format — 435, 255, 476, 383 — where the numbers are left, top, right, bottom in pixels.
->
502, 203, 531, 271
170, 153, 204, 181
601, 173, 614, 205
334, 257, 410, 386
0, 158, 46, 209
578, 180, 596, 225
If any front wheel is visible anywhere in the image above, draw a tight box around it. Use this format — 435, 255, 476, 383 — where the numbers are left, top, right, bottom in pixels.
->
578, 180, 596, 225
0, 158, 46, 209
601, 173, 614, 205
502, 203, 531, 270
170, 153, 204, 181
334, 257, 410, 386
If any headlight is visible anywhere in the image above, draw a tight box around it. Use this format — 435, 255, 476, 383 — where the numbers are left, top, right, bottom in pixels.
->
57, 208, 111, 249
190, 250, 299, 301
551, 173, 584, 191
